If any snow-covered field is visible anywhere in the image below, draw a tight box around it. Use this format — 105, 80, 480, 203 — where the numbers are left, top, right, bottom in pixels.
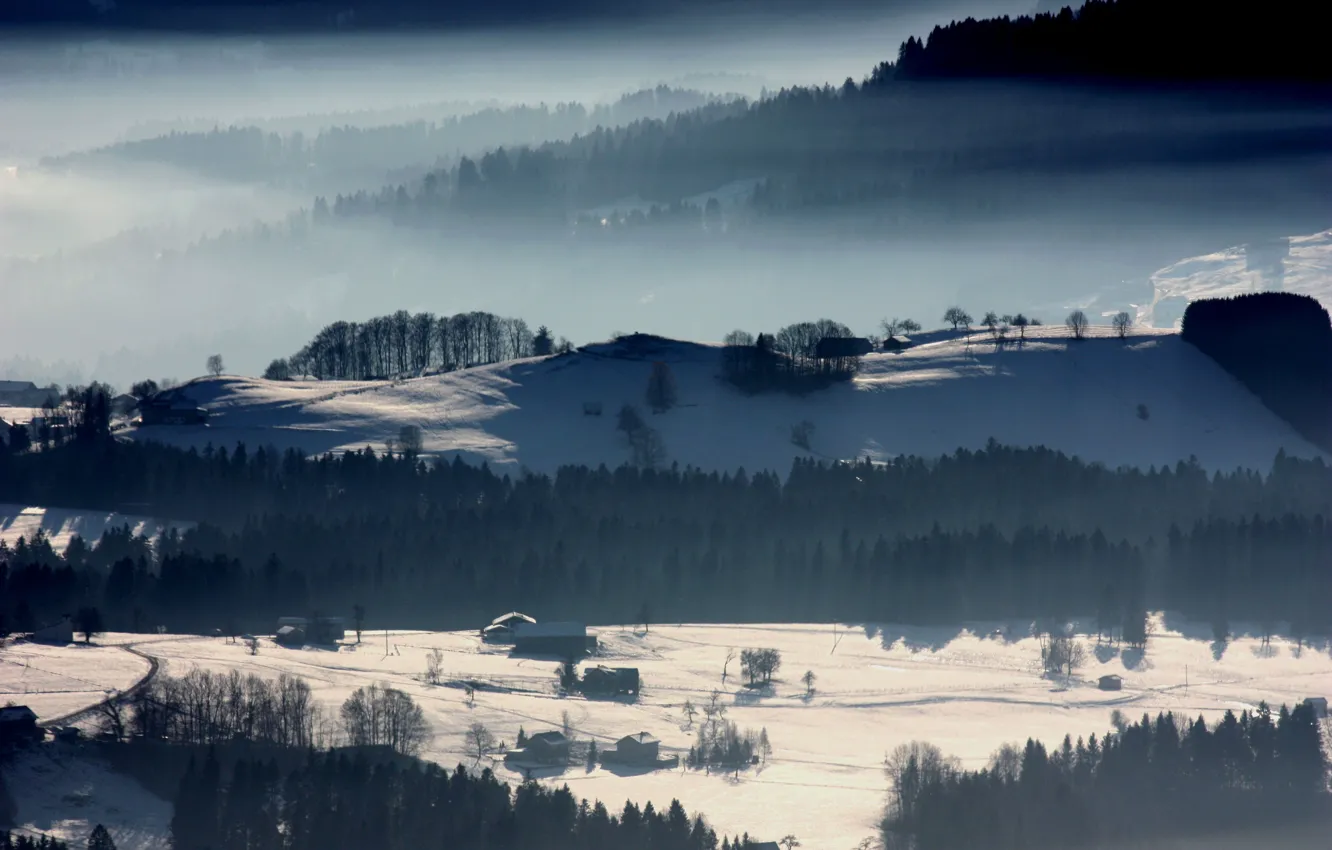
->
0, 503, 194, 555
0, 638, 153, 722
124, 326, 1325, 476
15, 619, 1331, 849
4, 744, 172, 850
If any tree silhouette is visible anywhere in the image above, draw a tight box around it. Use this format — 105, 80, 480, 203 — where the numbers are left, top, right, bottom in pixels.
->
943, 307, 972, 331
88, 824, 117, 850
206, 354, 225, 377
1113, 311, 1132, 339
645, 361, 679, 413
1066, 310, 1090, 340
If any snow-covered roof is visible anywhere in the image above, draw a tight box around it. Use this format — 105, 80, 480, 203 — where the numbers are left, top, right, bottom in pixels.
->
513, 621, 586, 638
0, 380, 37, 393
490, 611, 536, 627
528, 731, 568, 745
617, 732, 658, 746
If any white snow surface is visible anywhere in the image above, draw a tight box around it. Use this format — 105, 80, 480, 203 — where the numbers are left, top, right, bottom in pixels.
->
0, 503, 194, 555
22, 619, 1332, 849
6, 744, 172, 850
0, 639, 153, 721
125, 326, 1324, 475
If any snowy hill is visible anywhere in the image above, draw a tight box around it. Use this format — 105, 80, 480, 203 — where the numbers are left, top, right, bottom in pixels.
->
123, 326, 1325, 475
16, 618, 1332, 849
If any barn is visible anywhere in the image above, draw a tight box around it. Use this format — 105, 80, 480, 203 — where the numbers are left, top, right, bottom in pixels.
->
524, 731, 570, 764
482, 612, 536, 643
1098, 675, 1123, 691
512, 621, 596, 658
581, 666, 640, 697
31, 616, 74, 644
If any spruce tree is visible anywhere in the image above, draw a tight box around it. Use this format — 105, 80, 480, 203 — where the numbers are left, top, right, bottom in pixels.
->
86, 825, 116, 850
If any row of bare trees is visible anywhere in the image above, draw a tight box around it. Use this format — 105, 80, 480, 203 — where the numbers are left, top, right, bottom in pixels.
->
273, 310, 558, 380
339, 682, 433, 756
125, 668, 324, 748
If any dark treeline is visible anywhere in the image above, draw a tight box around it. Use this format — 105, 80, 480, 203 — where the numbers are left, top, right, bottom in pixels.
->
0, 835, 68, 850
159, 745, 757, 850
720, 321, 860, 393
883, 702, 1330, 850
2, 440, 1330, 637
273, 309, 561, 381
1182, 293, 1332, 453
891, 0, 1327, 84
40, 87, 739, 191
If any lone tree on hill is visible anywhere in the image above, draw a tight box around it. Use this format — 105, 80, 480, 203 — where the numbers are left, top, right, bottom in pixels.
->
645, 361, 679, 413
533, 326, 554, 356
466, 722, 496, 766
1066, 310, 1090, 340
943, 307, 973, 332
1112, 311, 1133, 339
1012, 313, 1030, 341
206, 354, 225, 376
76, 606, 103, 644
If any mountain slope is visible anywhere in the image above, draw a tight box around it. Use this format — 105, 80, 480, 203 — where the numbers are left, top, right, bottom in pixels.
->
124, 326, 1325, 474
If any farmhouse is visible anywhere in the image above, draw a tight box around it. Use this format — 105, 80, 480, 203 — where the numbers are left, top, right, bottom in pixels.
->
1098, 675, 1123, 691
276, 625, 305, 646
581, 666, 640, 697
275, 615, 343, 644
30, 616, 74, 644
0, 705, 40, 747
139, 390, 209, 426
613, 732, 659, 765
523, 731, 570, 764
512, 621, 596, 658
482, 611, 536, 643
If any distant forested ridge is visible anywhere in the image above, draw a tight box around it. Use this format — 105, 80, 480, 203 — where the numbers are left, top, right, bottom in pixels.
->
40, 87, 740, 191
1, 440, 1329, 638
1182, 293, 1332, 453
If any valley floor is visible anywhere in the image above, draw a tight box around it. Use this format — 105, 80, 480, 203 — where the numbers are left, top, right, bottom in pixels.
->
8, 617, 1331, 849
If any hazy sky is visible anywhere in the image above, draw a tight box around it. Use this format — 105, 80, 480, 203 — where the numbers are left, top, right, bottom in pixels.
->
1, 0, 1327, 388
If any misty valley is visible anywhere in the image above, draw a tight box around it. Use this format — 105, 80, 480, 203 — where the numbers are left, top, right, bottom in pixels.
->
1, 0, 1331, 848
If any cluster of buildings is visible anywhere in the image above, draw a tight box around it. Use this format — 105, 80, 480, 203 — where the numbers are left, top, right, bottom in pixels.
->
505, 729, 669, 769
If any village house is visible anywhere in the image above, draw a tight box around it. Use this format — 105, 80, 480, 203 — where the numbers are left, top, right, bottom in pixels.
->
612, 732, 660, 765
581, 666, 641, 697
482, 611, 536, 643
1098, 674, 1123, 691
522, 731, 570, 765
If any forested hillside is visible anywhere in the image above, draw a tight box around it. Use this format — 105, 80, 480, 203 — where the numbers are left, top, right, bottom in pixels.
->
2, 440, 1329, 638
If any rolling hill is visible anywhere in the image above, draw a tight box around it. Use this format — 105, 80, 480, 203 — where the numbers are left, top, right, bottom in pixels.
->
124, 325, 1326, 475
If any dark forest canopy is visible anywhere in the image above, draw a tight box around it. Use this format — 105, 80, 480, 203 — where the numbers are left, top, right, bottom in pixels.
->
2, 439, 1330, 636
882, 703, 1330, 850
1182, 293, 1332, 452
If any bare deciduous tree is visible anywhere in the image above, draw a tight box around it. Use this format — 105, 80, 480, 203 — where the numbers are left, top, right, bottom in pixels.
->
682, 699, 697, 728
340, 682, 432, 756
1066, 310, 1090, 340
398, 425, 424, 456
246, 636, 260, 655
791, 420, 815, 451
723, 648, 736, 685
206, 354, 225, 377
802, 670, 816, 697
95, 698, 126, 741
780, 835, 801, 850
466, 721, 496, 765
942, 307, 972, 332
424, 648, 444, 685
1112, 311, 1132, 339
1041, 632, 1087, 681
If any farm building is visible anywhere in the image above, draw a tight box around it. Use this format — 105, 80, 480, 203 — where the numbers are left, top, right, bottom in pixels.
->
0, 705, 40, 747
482, 612, 536, 643
1098, 675, 1123, 691
139, 392, 209, 426
276, 625, 305, 646
275, 616, 344, 644
613, 732, 659, 765
512, 621, 596, 658
30, 616, 74, 644
581, 666, 640, 697
523, 731, 570, 764
1303, 697, 1328, 718
882, 336, 906, 353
